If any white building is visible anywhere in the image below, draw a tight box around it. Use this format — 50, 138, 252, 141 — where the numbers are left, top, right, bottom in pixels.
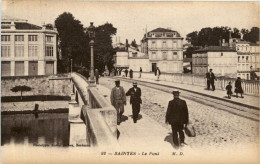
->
192, 46, 237, 78
141, 28, 184, 73
1, 16, 57, 77
235, 41, 260, 79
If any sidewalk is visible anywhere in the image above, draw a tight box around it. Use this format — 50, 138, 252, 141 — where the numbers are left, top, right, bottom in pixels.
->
115, 76, 259, 109
96, 84, 190, 151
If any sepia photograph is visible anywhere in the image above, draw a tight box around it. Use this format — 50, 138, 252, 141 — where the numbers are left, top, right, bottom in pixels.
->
1, 0, 259, 163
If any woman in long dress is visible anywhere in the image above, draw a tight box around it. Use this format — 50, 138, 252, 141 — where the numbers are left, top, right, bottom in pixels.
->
235, 77, 244, 98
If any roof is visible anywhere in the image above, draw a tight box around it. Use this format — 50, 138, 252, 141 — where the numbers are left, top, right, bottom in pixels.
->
250, 43, 260, 46
150, 28, 176, 33
14, 22, 42, 30
195, 46, 236, 52
1, 15, 27, 22
236, 41, 250, 44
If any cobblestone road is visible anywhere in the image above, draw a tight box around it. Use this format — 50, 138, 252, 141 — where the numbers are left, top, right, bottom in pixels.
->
100, 77, 259, 150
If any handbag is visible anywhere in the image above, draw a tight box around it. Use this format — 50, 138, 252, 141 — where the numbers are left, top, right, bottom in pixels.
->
184, 124, 196, 137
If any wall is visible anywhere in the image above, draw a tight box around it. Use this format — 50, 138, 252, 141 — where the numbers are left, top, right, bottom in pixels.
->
132, 71, 260, 96
1, 74, 71, 97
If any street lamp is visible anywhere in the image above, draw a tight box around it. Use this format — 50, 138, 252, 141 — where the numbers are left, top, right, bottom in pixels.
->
87, 22, 95, 86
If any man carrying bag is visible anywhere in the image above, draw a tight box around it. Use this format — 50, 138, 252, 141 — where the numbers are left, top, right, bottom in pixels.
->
166, 90, 189, 148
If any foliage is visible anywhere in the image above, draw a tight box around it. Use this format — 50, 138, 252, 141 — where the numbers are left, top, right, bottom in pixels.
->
10, 85, 32, 100
242, 27, 259, 43
94, 23, 117, 72
131, 39, 138, 48
55, 12, 89, 73
184, 46, 200, 58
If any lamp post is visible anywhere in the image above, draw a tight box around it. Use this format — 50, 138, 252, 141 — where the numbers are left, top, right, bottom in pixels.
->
87, 22, 96, 86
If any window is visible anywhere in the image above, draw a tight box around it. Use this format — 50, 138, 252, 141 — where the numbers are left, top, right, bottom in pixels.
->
45, 46, 53, 56
15, 45, 24, 57
15, 35, 24, 41
163, 52, 167, 60
1, 45, 10, 57
152, 52, 156, 59
46, 36, 54, 43
173, 52, 177, 55
152, 41, 156, 49
162, 41, 167, 48
29, 45, 38, 57
246, 56, 249, 62
238, 56, 240, 62
221, 52, 223, 56
173, 42, 177, 49
1, 35, 10, 41
29, 35, 38, 42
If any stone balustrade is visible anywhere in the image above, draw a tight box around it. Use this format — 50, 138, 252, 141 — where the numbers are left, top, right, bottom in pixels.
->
133, 72, 260, 96
71, 73, 119, 149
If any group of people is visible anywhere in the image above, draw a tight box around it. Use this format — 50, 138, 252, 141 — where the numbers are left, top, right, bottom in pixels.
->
110, 80, 142, 124
80, 67, 100, 85
206, 69, 244, 99
110, 79, 189, 148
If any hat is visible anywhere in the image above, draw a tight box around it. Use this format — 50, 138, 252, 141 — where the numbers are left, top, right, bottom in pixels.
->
209, 68, 213, 71
115, 79, 120, 82
172, 90, 180, 95
133, 81, 137, 85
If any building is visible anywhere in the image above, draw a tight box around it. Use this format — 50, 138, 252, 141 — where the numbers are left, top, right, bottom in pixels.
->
1, 16, 57, 77
141, 28, 184, 73
192, 46, 237, 78
234, 41, 260, 79
114, 43, 149, 72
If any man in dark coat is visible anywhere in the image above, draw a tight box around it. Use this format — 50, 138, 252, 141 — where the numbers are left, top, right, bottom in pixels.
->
126, 82, 142, 123
206, 69, 216, 91
166, 90, 189, 148
94, 69, 99, 84
125, 69, 128, 77
129, 69, 133, 79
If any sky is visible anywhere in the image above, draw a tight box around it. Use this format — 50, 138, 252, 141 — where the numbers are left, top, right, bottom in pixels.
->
1, 0, 259, 44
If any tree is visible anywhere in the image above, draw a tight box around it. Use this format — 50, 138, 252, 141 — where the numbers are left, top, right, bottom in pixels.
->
11, 85, 32, 100
243, 27, 259, 43
131, 39, 138, 48
55, 12, 89, 73
184, 47, 200, 58
186, 26, 242, 47
94, 23, 117, 72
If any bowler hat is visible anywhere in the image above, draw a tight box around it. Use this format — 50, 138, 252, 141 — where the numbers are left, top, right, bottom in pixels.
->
172, 90, 180, 95
115, 79, 120, 82
133, 81, 137, 85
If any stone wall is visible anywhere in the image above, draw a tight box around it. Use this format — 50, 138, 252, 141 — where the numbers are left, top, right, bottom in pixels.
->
1, 74, 72, 97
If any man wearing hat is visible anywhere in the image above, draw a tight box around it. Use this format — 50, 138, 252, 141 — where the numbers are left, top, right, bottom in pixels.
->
110, 79, 126, 125
126, 81, 142, 123
166, 90, 189, 148
206, 69, 216, 91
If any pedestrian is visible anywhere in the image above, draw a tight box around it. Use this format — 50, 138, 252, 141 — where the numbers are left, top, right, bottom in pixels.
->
225, 81, 232, 99
209, 69, 216, 91
129, 69, 133, 79
95, 69, 99, 84
85, 68, 90, 80
139, 67, 142, 78
166, 90, 189, 148
119, 69, 122, 76
110, 79, 126, 125
235, 77, 244, 98
125, 69, 128, 77
205, 71, 210, 90
126, 82, 142, 123
155, 67, 161, 81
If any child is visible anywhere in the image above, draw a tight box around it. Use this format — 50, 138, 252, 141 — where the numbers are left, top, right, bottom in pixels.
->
226, 82, 232, 99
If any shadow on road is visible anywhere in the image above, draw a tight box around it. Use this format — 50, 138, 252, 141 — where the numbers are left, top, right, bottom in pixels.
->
128, 114, 143, 120
121, 115, 128, 122
164, 133, 178, 149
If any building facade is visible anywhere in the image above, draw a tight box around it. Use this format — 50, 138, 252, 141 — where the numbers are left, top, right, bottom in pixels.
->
141, 28, 183, 73
192, 46, 237, 78
235, 41, 260, 79
1, 16, 57, 77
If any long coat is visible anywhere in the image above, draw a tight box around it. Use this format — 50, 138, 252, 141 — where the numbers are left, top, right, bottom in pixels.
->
166, 98, 189, 125
126, 87, 142, 104
206, 72, 215, 81
235, 80, 243, 93
110, 86, 126, 106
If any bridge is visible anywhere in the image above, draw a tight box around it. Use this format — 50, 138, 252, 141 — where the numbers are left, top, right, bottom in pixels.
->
68, 71, 259, 155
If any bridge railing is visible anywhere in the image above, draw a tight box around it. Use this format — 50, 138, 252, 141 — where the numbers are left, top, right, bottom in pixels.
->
133, 72, 259, 96
71, 73, 119, 149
